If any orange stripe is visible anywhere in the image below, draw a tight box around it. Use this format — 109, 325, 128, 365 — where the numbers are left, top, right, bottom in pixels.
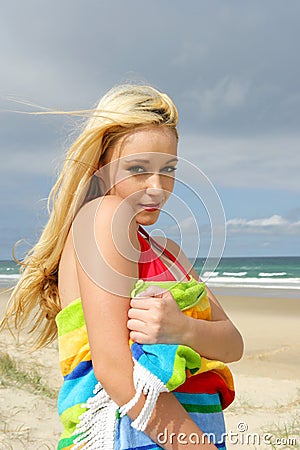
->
59, 347, 91, 377
183, 304, 211, 320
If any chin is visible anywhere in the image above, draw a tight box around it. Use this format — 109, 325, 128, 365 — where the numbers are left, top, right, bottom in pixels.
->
136, 211, 160, 226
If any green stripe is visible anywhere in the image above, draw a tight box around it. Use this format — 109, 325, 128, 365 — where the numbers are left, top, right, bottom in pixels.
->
182, 403, 222, 413
131, 278, 206, 311
57, 434, 80, 449
166, 345, 201, 391
56, 299, 86, 336
59, 403, 87, 435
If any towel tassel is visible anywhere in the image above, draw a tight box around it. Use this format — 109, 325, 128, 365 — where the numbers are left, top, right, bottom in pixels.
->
119, 359, 169, 431
72, 382, 117, 450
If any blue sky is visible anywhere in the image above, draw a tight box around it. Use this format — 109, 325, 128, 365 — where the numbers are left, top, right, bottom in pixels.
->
1, 0, 300, 258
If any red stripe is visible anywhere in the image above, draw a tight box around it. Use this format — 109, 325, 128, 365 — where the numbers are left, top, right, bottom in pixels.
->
175, 371, 235, 410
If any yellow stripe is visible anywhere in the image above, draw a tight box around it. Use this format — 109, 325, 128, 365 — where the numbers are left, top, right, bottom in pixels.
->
58, 325, 91, 377
58, 325, 88, 362
59, 349, 92, 377
189, 357, 235, 391
183, 304, 211, 320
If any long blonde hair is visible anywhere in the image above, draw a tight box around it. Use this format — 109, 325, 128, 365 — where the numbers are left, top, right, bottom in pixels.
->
0, 84, 178, 349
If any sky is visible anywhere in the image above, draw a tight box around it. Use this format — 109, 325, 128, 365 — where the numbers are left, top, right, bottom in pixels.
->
0, 0, 300, 259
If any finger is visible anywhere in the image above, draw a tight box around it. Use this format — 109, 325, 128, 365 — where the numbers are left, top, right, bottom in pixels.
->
127, 318, 146, 332
128, 307, 150, 320
129, 330, 152, 344
130, 297, 155, 309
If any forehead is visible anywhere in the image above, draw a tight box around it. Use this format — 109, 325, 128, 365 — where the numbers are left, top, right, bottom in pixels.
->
117, 126, 178, 159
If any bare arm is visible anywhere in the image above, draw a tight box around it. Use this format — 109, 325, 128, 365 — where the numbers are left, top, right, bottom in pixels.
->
176, 243, 244, 363
128, 237, 244, 363
74, 197, 217, 450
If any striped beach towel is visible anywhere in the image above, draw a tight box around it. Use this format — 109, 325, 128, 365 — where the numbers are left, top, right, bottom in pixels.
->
55, 277, 234, 449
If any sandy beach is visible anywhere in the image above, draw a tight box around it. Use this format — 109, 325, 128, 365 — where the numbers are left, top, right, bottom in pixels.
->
0, 288, 299, 450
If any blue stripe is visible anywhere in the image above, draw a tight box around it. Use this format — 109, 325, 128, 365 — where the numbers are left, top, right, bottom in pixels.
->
58, 370, 98, 415
122, 443, 225, 450
64, 360, 93, 381
174, 392, 221, 405
116, 409, 226, 450
123, 445, 159, 450
131, 342, 144, 360
189, 410, 226, 448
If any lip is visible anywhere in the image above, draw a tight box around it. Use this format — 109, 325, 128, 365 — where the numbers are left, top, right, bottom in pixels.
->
138, 203, 161, 212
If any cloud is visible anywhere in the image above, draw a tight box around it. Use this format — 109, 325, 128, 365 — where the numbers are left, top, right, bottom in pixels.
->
165, 216, 200, 236
179, 133, 300, 191
0, 147, 60, 176
189, 78, 251, 118
1, 0, 300, 258
228, 215, 286, 227
1, 1, 300, 135
227, 214, 300, 235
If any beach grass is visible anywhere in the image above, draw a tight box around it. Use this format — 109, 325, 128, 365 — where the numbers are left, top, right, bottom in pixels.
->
1, 287, 299, 449
0, 410, 29, 449
261, 414, 300, 449
0, 352, 58, 399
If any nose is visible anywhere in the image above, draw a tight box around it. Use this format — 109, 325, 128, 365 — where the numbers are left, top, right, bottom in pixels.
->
145, 173, 163, 196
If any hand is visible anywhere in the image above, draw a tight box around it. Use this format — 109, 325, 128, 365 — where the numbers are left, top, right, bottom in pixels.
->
127, 286, 187, 344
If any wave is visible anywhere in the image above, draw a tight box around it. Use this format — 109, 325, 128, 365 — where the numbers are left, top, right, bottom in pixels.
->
0, 274, 20, 280
0, 271, 299, 292
223, 272, 247, 277
204, 276, 300, 290
0, 274, 20, 288
202, 271, 219, 278
258, 272, 287, 277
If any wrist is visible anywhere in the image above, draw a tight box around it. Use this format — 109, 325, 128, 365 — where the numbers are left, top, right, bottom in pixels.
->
178, 314, 194, 347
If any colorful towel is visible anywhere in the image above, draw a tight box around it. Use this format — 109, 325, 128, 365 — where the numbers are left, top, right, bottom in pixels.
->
55, 277, 234, 449
119, 277, 234, 430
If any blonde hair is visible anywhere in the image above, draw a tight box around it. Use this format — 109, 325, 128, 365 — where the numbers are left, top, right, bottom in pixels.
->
0, 84, 178, 349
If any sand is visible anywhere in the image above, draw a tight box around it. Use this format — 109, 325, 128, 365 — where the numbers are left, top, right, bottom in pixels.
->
0, 288, 299, 450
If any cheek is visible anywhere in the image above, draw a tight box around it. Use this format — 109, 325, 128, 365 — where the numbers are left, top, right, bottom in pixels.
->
162, 176, 175, 195
113, 180, 130, 198
114, 177, 143, 199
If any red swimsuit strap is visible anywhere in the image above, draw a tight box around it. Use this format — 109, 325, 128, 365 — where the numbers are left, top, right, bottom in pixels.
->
138, 226, 191, 281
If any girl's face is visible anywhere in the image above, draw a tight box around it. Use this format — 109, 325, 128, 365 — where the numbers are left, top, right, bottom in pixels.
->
100, 126, 178, 226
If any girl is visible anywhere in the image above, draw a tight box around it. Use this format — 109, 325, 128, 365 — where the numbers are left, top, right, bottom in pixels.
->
1, 84, 243, 450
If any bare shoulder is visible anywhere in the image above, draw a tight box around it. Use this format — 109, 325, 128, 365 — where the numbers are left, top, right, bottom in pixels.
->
75, 195, 132, 220
73, 196, 139, 277
75, 196, 138, 241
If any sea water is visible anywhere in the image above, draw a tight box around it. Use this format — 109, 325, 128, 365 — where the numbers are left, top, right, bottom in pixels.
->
194, 256, 300, 297
1, 256, 299, 296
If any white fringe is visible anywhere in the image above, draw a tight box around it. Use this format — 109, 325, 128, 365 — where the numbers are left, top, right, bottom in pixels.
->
119, 359, 169, 431
72, 382, 118, 450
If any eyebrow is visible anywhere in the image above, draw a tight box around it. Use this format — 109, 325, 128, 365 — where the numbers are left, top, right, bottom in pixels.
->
123, 157, 178, 164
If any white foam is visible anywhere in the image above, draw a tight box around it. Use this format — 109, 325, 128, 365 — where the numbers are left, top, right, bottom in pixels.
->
258, 272, 287, 277
223, 271, 247, 277
205, 276, 300, 290
0, 274, 20, 288
202, 271, 219, 278
0, 274, 20, 279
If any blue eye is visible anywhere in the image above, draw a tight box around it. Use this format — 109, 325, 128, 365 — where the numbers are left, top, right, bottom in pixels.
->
127, 166, 146, 174
126, 165, 177, 174
161, 166, 177, 173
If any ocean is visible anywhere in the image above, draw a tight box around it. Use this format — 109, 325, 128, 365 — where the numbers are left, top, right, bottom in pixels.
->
1, 256, 299, 297
194, 256, 300, 288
